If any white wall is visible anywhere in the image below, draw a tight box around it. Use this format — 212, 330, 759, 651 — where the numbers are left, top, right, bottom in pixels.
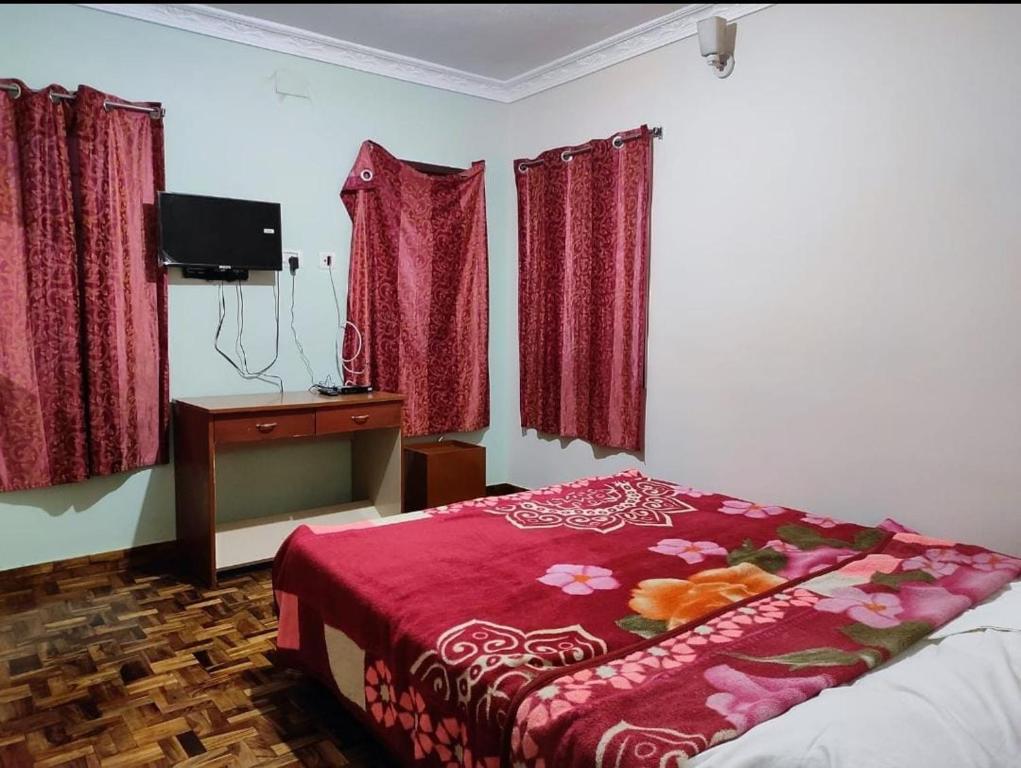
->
502, 4, 1021, 554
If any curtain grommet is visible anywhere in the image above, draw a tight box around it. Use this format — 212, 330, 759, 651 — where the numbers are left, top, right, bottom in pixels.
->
4, 83, 21, 99
360, 169, 374, 182
517, 163, 528, 173
611, 135, 625, 149
560, 150, 573, 163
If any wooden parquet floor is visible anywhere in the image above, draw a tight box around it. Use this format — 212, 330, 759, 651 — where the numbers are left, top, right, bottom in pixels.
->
0, 552, 396, 768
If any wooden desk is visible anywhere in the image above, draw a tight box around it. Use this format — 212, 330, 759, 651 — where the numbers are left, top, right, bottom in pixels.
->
174, 391, 403, 586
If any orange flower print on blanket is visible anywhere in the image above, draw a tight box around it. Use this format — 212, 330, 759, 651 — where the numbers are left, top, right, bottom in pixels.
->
629, 563, 785, 629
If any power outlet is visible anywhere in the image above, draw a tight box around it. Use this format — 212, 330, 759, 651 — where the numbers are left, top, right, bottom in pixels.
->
319, 251, 336, 270
282, 248, 301, 272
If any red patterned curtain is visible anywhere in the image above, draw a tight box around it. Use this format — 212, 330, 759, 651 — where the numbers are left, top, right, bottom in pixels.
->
74, 87, 169, 475
0, 81, 89, 491
515, 125, 653, 452
341, 141, 489, 436
0, 80, 167, 492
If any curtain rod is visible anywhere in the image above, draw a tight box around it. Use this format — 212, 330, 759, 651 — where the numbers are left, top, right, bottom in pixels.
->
517, 126, 663, 172
0, 83, 165, 119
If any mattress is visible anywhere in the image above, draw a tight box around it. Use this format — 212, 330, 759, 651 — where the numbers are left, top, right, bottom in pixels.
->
271, 470, 1020, 767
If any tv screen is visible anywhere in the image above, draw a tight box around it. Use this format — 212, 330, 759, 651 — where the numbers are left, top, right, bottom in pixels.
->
158, 192, 282, 271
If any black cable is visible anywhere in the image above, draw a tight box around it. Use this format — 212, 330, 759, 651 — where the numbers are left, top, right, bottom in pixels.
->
213, 276, 283, 392
327, 263, 345, 383
255, 275, 283, 391
214, 282, 248, 379
235, 283, 248, 373
328, 264, 365, 385
235, 281, 282, 390
290, 269, 316, 388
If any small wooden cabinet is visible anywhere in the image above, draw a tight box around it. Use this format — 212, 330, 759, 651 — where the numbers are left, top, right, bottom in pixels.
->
174, 391, 404, 587
404, 440, 486, 512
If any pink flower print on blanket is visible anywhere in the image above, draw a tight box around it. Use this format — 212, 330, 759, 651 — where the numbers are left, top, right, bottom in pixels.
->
896, 583, 971, 626
800, 513, 840, 528
649, 538, 727, 564
461, 749, 499, 768
816, 581, 970, 628
813, 587, 903, 628
431, 716, 465, 768
512, 688, 570, 768
939, 561, 1021, 602
903, 547, 1021, 578
971, 551, 1021, 571
705, 664, 833, 733
365, 659, 398, 727
398, 687, 436, 760
802, 553, 902, 596
837, 554, 902, 579
893, 531, 954, 547
675, 485, 708, 498
719, 500, 786, 518
902, 548, 968, 577
764, 539, 857, 579
538, 564, 620, 595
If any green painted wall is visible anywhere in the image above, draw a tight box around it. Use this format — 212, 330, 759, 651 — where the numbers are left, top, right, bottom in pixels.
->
0, 4, 514, 569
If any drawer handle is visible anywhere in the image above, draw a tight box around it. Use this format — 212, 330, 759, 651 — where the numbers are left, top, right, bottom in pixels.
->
255, 422, 278, 433
350, 414, 370, 424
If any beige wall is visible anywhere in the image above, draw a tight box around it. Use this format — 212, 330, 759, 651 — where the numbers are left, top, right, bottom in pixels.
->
499, 4, 1021, 554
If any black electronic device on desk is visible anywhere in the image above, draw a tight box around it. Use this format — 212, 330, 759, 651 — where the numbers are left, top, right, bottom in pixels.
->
312, 384, 373, 397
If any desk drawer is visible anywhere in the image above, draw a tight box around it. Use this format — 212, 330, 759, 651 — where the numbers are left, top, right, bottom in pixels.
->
214, 411, 315, 444
316, 403, 402, 435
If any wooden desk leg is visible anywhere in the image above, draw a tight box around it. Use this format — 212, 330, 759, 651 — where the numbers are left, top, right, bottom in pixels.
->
174, 403, 217, 587
352, 427, 402, 517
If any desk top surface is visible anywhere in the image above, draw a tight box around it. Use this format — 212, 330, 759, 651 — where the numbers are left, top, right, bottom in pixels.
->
175, 391, 404, 415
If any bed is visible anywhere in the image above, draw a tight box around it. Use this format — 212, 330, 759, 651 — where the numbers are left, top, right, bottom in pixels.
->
272, 469, 1020, 767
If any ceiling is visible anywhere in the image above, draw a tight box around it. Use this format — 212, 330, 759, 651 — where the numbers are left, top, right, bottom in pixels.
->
209, 4, 688, 81
82, 3, 770, 101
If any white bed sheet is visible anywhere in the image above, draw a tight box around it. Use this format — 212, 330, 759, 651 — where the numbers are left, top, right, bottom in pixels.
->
690, 580, 1021, 768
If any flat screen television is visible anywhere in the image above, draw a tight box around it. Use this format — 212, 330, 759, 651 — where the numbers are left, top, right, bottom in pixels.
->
158, 192, 281, 280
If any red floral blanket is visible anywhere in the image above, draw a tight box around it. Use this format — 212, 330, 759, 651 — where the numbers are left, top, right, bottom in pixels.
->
272, 470, 1020, 768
